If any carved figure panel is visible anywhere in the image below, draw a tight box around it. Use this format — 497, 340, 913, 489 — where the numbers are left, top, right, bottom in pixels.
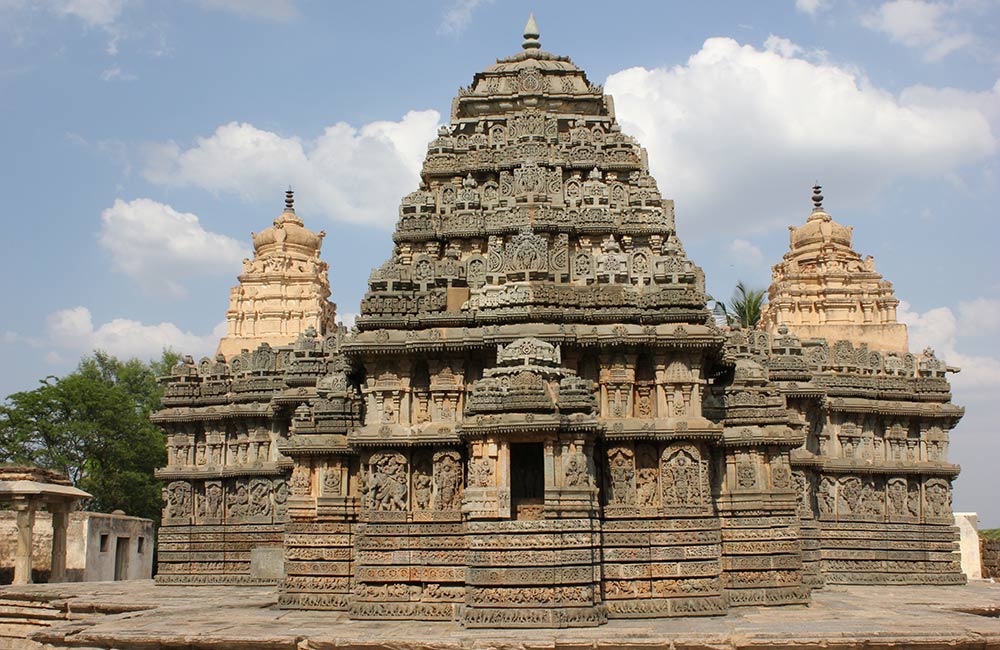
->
563, 449, 589, 487
924, 479, 952, 519
607, 447, 635, 506
227, 479, 249, 519
249, 478, 273, 518
433, 450, 462, 510
368, 452, 408, 511
413, 454, 432, 510
838, 476, 861, 515
660, 444, 705, 511
164, 481, 192, 519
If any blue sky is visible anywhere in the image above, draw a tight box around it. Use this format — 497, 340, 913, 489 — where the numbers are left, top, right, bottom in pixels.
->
1, 0, 998, 523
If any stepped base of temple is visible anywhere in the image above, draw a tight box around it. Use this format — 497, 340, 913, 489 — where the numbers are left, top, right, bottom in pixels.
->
4, 580, 999, 649
155, 523, 285, 586
818, 521, 965, 585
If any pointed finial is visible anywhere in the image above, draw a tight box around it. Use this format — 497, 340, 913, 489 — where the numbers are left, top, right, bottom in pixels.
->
522, 13, 540, 50
285, 187, 295, 213
811, 182, 823, 211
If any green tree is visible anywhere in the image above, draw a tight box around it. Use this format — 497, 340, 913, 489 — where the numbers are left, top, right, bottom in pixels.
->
0, 350, 179, 521
710, 281, 768, 328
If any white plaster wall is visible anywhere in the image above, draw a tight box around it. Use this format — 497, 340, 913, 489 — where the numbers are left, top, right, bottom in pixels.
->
83, 513, 154, 581
955, 512, 983, 580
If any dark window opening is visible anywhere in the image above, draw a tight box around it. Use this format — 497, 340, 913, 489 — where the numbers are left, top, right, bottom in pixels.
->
99, 534, 109, 552
137, 536, 145, 553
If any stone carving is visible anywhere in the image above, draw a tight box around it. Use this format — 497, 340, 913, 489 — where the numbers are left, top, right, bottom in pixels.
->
249, 478, 273, 517
165, 481, 192, 519
290, 466, 311, 496
924, 479, 952, 518
660, 445, 703, 508
322, 467, 342, 496
368, 452, 408, 511
563, 451, 589, 487
433, 450, 462, 510
204, 481, 223, 519
817, 476, 836, 514
227, 480, 249, 519
838, 476, 862, 515
471, 457, 494, 488
607, 447, 635, 506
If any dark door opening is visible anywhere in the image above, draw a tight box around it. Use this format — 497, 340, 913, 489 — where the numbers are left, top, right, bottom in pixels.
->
510, 442, 545, 519
114, 537, 130, 580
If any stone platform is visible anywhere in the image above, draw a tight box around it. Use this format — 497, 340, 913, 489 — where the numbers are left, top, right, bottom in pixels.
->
2, 581, 999, 649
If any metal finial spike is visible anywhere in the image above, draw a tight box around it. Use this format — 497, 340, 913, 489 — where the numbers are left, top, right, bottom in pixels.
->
285, 188, 295, 213
812, 183, 823, 210
522, 13, 540, 50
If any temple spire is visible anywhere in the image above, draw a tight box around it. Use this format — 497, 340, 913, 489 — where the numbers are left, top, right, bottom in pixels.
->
285, 187, 295, 213
522, 13, 540, 50
811, 182, 823, 212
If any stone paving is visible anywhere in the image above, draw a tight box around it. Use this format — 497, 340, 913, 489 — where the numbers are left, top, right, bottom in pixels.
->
2, 580, 999, 649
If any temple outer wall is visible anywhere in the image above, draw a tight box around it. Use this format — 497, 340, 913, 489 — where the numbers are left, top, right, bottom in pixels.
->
981, 538, 1000, 580
0, 511, 153, 583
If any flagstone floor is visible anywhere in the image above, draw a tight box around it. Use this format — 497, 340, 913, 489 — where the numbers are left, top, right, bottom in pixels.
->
2, 579, 999, 649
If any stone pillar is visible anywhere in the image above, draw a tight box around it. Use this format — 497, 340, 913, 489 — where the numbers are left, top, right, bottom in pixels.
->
50, 503, 70, 583
13, 499, 36, 585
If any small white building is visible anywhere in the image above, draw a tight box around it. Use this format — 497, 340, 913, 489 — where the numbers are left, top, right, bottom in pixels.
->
0, 467, 153, 584
0, 510, 154, 583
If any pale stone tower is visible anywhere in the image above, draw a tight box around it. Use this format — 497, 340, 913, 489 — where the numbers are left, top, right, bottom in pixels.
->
217, 191, 337, 358
760, 185, 908, 352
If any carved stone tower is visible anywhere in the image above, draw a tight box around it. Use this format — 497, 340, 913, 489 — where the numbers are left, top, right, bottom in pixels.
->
760, 185, 908, 352
217, 191, 337, 358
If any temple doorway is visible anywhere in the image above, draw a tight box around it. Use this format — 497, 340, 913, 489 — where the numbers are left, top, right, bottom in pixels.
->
510, 442, 544, 519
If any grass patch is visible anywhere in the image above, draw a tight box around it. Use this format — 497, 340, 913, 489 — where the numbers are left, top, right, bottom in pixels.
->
980, 528, 1000, 540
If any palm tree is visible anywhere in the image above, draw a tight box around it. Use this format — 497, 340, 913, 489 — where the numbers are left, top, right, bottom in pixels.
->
727, 281, 767, 328
709, 282, 768, 328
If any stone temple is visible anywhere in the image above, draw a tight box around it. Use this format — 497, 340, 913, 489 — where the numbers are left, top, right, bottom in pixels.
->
153, 18, 965, 628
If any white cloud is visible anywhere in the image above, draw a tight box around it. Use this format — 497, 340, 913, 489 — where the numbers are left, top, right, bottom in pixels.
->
958, 297, 1000, 335
795, 0, 831, 15
898, 300, 1000, 393
861, 0, 975, 61
45, 0, 128, 54
438, 0, 491, 35
50, 0, 125, 28
900, 79, 1000, 134
727, 239, 765, 267
604, 36, 997, 238
764, 35, 803, 58
99, 65, 135, 82
46, 306, 226, 362
99, 198, 249, 297
141, 110, 441, 229
185, 0, 297, 21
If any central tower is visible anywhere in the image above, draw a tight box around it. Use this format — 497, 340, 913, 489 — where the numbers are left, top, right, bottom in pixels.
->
338, 16, 767, 626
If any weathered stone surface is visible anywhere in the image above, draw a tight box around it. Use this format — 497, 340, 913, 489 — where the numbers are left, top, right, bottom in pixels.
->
2, 581, 999, 649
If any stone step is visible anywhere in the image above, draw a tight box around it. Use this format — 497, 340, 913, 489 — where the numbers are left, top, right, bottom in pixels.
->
0, 603, 65, 621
